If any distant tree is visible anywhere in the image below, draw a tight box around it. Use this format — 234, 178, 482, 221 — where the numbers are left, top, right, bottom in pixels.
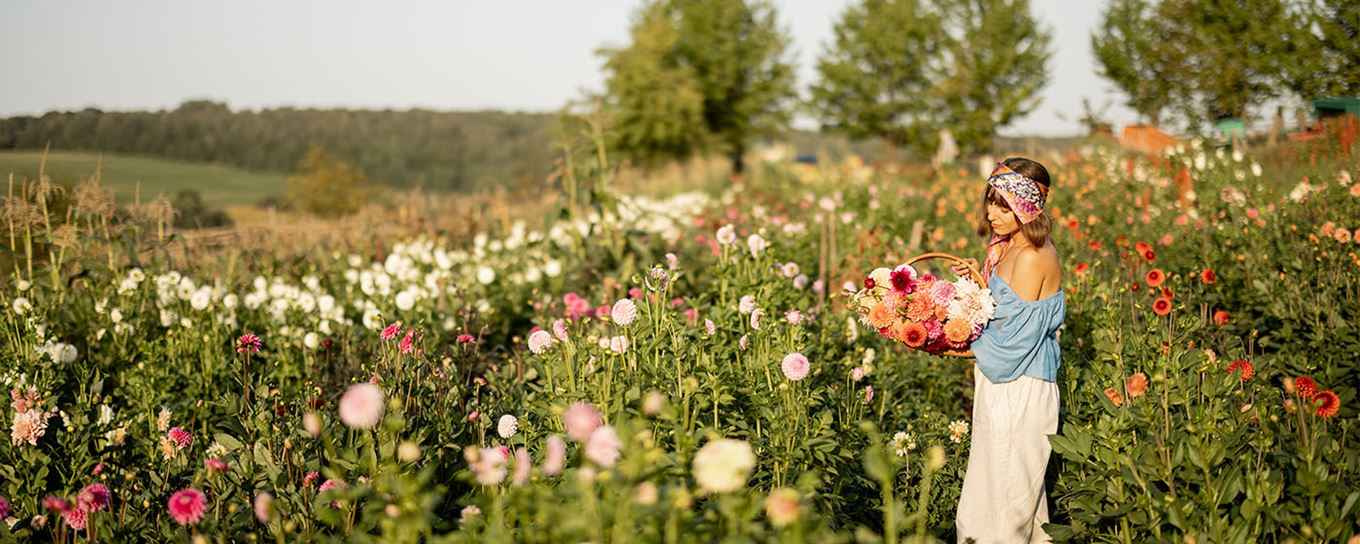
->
1091, 0, 1175, 126
172, 190, 233, 229
600, 0, 797, 174
810, 0, 945, 157
599, 2, 708, 167
935, 0, 1052, 154
284, 144, 367, 217
1285, 0, 1360, 98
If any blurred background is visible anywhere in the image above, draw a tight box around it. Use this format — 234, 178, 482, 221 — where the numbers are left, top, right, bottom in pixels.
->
0, 0, 1355, 230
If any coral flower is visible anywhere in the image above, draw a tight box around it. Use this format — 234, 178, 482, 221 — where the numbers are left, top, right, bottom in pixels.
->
1213, 310, 1230, 326
1152, 297, 1172, 316
1126, 372, 1148, 398
1104, 387, 1123, 407
867, 302, 895, 330
168, 488, 208, 526
897, 321, 928, 347
1313, 390, 1340, 418
1200, 269, 1216, 284
905, 296, 935, 322
1145, 268, 1165, 288
1227, 360, 1254, 381
943, 318, 973, 345
1134, 241, 1151, 257
1074, 262, 1089, 277
1295, 376, 1317, 399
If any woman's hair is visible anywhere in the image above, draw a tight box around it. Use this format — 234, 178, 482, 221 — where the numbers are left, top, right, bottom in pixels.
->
975, 157, 1053, 247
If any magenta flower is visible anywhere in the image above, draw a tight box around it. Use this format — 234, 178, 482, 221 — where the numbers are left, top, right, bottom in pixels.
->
236, 333, 262, 354
167, 488, 207, 526
381, 322, 402, 341
77, 483, 111, 512
167, 427, 193, 450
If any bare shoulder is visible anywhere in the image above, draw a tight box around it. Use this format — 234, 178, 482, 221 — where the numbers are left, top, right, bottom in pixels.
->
1014, 244, 1063, 294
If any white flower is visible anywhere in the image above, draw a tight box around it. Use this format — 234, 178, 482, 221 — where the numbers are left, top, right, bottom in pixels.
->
738, 295, 757, 314
109, 308, 123, 324
749, 309, 762, 330
781, 262, 800, 278
190, 289, 211, 311
608, 335, 629, 354
59, 344, 77, 364
716, 225, 737, 245
793, 274, 809, 289
497, 414, 519, 439
746, 234, 767, 257
891, 432, 917, 457
476, 266, 496, 285
304, 332, 320, 349
97, 405, 114, 425
611, 299, 638, 327
528, 330, 553, 354
692, 438, 756, 494
11, 298, 31, 315
395, 291, 415, 311
948, 420, 970, 443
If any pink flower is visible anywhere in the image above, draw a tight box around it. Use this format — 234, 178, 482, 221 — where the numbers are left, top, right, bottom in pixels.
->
584, 425, 622, 467
739, 334, 749, 350
863, 385, 874, 403
10, 409, 50, 446
77, 484, 111, 512
465, 447, 507, 486
236, 333, 262, 353
543, 435, 566, 476
205, 457, 230, 472
563, 293, 592, 319
456, 334, 476, 344
303, 471, 320, 487
43, 496, 71, 514
929, 281, 956, 306
785, 309, 803, 325
319, 479, 346, 494
781, 353, 810, 381
704, 319, 716, 336
399, 330, 416, 354
685, 307, 699, 324
0, 496, 9, 520
612, 299, 638, 327
338, 383, 385, 430
512, 448, 532, 486
91, 462, 104, 476
628, 287, 643, 299
167, 427, 193, 450
562, 402, 603, 442
528, 330, 553, 354
63, 507, 87, 531
167, 488, 207, 526
380, 322, 402, 341
552, 319, 569, 342
253, 492, 273, 523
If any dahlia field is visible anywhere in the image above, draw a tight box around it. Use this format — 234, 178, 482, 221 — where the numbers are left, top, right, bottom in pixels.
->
2, 139, 1358, 543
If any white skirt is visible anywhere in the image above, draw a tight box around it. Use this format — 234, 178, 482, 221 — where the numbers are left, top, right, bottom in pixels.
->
956, 364, 1059, 543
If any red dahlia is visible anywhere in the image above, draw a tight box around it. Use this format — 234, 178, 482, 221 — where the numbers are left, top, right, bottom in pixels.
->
1313, 390, 1340, 418
1295, 376, 1317, 399
1227, 359, 1254, 381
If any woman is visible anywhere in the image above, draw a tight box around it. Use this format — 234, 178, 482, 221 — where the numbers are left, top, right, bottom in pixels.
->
951, 158, 1065, 543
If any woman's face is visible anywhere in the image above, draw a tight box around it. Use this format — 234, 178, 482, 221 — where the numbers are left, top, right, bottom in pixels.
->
987, 202, 1020, 237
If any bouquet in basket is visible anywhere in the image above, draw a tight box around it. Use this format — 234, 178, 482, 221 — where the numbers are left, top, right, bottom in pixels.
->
850, 262, 995, 354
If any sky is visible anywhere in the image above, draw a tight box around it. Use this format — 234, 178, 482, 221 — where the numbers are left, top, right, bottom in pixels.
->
0, 0, 1138, 137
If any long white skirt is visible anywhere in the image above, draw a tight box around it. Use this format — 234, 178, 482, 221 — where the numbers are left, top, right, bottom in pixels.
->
956, 365, 1059, 543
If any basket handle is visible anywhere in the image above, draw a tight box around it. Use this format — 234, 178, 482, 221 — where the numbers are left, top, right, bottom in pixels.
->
904, 252, 987, 287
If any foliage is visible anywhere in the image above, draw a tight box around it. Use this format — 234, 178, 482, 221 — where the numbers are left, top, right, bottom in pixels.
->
809, 0, 945, 157
1090, 0, 1173, 126
600, 0, 797, 174
284, 145, 369, 217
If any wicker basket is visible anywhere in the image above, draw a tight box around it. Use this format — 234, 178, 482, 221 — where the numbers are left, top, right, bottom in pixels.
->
902, 252, 987, 358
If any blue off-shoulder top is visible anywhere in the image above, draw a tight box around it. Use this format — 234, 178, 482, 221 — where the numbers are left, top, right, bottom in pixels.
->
970, 271, 1066, 383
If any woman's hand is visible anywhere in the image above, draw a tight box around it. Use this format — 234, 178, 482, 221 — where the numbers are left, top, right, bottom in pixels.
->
952, 258, 980, 278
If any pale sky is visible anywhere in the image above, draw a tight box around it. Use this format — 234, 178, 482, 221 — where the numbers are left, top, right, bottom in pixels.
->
0, 0, 1138, 137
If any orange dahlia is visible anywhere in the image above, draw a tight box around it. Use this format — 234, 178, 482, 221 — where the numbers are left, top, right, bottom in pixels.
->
1313, 390, 1340, 418
1227, 359, 1254, 381
897, 321, 927, 348
1146, 268, 1165, 287
943, 318, 973, 344
1104, 387, 1124, 407
1200, 269, 1216, 284
1213, 310, 1230, 326
1152, 297, 1172, 316
867, 302, 895, 329
905, 295, 935, 322
1126, 372, 1148, 398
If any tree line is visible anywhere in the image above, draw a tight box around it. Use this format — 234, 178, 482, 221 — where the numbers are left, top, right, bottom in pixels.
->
0, 101, 558, 192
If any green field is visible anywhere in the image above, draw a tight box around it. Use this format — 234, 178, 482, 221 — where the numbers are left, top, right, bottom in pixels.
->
0, 150, 286, 208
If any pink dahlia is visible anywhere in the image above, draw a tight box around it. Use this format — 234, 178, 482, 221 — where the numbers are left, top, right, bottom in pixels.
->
77, 483, 111, 511
167, 427, 193, 450
781, 353, 810, 381
562, 402, 603, 442
167, 488, 207, 526
205, 457, 230, 472
63, 507, 87, 531
339, 383, 385, 430
380, 322, 402, 341
236, 333, 262, 353
542, 435, 566, 476
584, 425, 622, 467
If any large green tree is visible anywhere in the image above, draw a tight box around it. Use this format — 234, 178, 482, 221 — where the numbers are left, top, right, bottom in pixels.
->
600, 0, 797, 174
809, 0, 945, 157
1091, 0, 1175, 126
935, 0, 1052, 153
1286, 0, 1360, 98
